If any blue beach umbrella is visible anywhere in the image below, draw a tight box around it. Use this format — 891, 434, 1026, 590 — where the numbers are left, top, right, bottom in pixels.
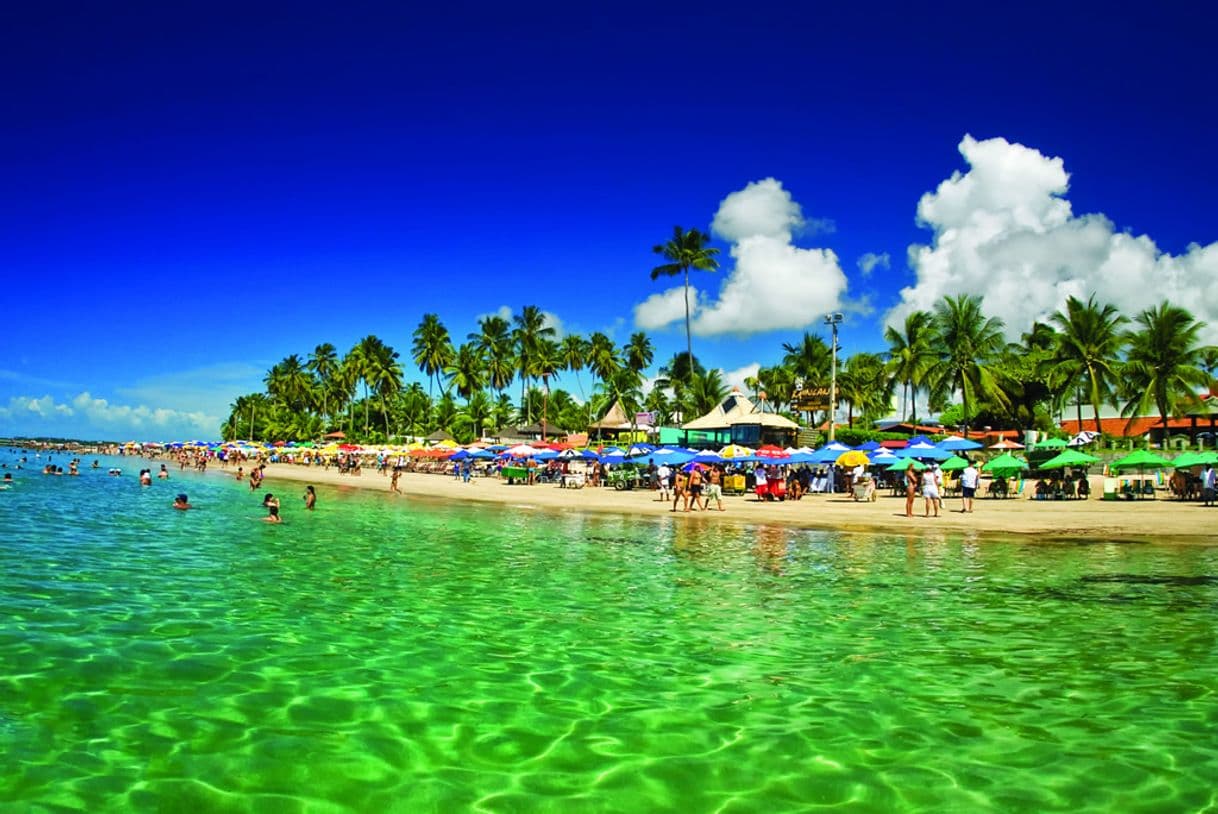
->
692, 450, 723, 464
599, 452, 627, 465
626, 443, 656, 458
939, 436, 984, 451
855, 440, 882, 451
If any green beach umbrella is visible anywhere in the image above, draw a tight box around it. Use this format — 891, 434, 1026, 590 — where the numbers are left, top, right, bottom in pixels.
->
1110, 449, 1171, 473
1039, 449, 1100, 470
1035, 437, 1068, 449
1170, 450, 1218, 468
887, 459, 926, 472
939, 455, 969, 471
982, 452, 1028, 475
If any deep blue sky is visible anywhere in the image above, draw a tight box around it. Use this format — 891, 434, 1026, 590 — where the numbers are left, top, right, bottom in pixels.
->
3, 2, 1216, 439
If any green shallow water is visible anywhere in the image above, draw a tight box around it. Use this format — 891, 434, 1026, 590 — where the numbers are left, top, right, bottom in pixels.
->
1, 451, 1217, 812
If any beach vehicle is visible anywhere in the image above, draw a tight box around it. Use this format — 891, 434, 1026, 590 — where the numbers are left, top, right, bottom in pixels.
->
607, 466, 643, 491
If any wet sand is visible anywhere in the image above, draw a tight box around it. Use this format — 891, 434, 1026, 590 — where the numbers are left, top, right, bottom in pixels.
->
236, 462, 1217, 544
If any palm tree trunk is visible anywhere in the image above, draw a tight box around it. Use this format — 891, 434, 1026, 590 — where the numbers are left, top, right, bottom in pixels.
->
682, 266, 692, 364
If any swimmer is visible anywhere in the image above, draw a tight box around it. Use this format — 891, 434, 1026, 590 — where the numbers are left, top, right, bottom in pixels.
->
139, 469, 152, 486
303, 485, 316, 510
236, 466, 244, 481
173, 493, 192, 510
262, 493, 281, 523
158, 464, 169, 479
0, 473, 12, 489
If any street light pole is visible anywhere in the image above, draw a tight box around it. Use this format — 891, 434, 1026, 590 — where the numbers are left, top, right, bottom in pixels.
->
825, 313, 843, 442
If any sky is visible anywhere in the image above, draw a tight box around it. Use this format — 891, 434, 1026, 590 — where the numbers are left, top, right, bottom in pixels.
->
3, 2, 1217, 440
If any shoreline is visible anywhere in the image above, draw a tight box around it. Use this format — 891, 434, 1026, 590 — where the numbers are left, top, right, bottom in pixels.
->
223, 461, 1218, 545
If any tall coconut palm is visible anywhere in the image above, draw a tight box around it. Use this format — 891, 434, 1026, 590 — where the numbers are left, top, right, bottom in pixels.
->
445, 342, 487, 402
928, 295, 1008, 436
651, 226, 720, 363
1120, 302, 1209, 438
306, 343, 339, 425
460, 390, 494, 439
624, 332, 654, 378
265, 354, 313, 415
836, 352, 893, 428
883, 311, 935, 422
513, 305, 556, 423
412, 314, 454, 400
560, 334, 589, 399
533, 338, 563, 439
684, 368, 729, 419
782, 332, 833, 385
471, 314, 515, 398
1050, 294, 1128, 435
587, 332, 620, 396
367, 341, 404, 440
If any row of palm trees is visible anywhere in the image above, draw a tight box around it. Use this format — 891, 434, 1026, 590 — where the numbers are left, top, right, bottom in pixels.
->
222, 290, 1214, 444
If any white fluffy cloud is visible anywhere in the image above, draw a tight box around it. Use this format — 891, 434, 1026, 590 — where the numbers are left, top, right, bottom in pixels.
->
887, 135, 1218, 342
634, 178, 850, 337
721, 363, 760, 394
0, 392, 219, 438
857, 252, 890, 277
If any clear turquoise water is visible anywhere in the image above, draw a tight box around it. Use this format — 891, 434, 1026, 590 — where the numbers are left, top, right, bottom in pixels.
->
1, 448, 1217, 813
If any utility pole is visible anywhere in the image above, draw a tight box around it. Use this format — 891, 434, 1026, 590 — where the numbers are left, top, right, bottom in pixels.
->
825, 313, 843, 441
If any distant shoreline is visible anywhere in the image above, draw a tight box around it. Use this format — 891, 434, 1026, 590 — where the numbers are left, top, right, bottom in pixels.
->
204, 459, 1218, 545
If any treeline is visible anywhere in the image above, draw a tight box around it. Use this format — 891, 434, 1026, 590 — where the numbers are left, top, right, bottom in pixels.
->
222, 294, 1216, 444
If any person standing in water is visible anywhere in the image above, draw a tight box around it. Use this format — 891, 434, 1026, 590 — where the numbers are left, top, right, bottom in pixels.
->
173, 493, 192, 510
262, 493, 281, 523
303, 485, 316, 510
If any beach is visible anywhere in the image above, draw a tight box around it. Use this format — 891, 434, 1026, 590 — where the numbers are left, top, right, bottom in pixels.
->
244, 462, 1215, 543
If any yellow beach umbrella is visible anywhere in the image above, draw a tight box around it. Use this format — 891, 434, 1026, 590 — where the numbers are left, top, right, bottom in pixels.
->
836, 450, 870, 468
719, 444, 754, 458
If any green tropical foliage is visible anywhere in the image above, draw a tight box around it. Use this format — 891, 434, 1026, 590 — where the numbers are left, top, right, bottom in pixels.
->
650, 226, 719, 364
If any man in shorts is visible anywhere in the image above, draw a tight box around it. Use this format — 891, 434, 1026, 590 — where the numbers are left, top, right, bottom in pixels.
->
656, 463, 671, 502
959, 459, 979, 513
685, 465, 704, 511
703, 465, 725, 511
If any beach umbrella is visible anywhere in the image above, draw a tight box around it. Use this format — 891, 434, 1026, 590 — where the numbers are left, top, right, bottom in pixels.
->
868, 448, 898, 464
988, 439, 1025, 450
939, 436, 984, 451
626, 443, 656, 458
906, 435, 934, 446
809, 446, 846, 463
755, 444, 790, 460
982, 453, 1028, 475
1110, 449, 1171, 473
887, 459, 926, 472
506, 444, 540, 457
470, 449, 496, 460
651, 447, 696, 465
449, 449, 470, 461
836, 450, 870, 468
1034, 437, 1068, 449
681, 462, 708, 473
693, 450, 723, 464
855, 440, 882, 451
718, 443, 754, 458
898, 443, 953, 461
599, 451, 627, 465
1171, 451, 1218, 468
1068, 431, 1098, 447
1038, 449, 1100, 470
534, 450, 560, 461
939, 455, 969, 471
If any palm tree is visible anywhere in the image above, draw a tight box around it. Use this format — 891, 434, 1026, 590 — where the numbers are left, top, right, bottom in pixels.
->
837, 352, 893, 428
445, 342, 487, 401
782, 332, 832, 385
756, 365, 795, 413
624, 332, 654, 378
533, 338, 563, 439
684, 368, 729, 418
883, 311, 935, 422
306, 343, 339, 425
1051, 294, 1128, 435
587, 332, 621, 396
264, 354, 314, 415
471, 314, 516, 399
651, 226, 720, 363
559, 335, 589, 399
412, 314, 454, 400
460, 390, 494, 439
1120, 302, 1209, 439
367, 341, 404, 440
513, 305, 556, 423
928, 295, 1008, 436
